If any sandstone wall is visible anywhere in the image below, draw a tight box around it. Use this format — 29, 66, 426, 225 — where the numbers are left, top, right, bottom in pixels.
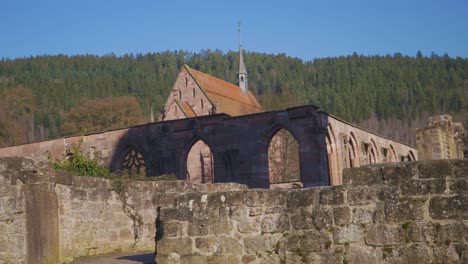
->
1, 157, 466, 264
156, 159, 467, 264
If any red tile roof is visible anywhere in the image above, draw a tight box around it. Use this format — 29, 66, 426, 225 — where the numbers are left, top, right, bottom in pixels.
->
185, 65, 262, 116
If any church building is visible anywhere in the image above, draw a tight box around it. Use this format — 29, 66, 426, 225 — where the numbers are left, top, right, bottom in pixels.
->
160, 46, 263, 183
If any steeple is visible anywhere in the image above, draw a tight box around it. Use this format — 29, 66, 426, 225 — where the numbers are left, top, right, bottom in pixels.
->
236, 21, 248, 94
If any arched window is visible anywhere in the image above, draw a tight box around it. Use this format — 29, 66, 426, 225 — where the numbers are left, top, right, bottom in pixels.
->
347, 132, 358, 168
192, 88, 196, 97
179, 90, 182, 99
185, 77, 188, 86
268, 129, 300, 184
121, 147, 146, 177
201, 99, 204, 109
186, 140, 214, 184
326, 124, 340, 185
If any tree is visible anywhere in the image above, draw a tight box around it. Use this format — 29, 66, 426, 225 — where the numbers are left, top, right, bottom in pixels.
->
0, 87, 37, 146
61, 96, 145, 135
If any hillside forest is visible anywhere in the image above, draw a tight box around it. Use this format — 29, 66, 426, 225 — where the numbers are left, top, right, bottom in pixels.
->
0, 50, 467, 147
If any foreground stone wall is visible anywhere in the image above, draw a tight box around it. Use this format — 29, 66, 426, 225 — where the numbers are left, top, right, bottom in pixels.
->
1, 158, 466, 263
156, 159, 467, 264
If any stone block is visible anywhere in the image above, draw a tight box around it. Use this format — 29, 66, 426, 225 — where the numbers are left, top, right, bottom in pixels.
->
152, 193, 177, 207
180, 255, 207, 264
287, 188, 316, 208
261, 214, 290, 233
343, 167, 383, 186
419, 160, 454, 179
312, 209, 333, 230
384, 197, 427, 222
429, 195, 468, 220
382, 245, 431, 264
400, 178, 446, 196
320, 186, 345, 205
347, 187, 375, 205
432, 243, 465, 264
333, 224, 363, 244
187, 220, 209, 236
291, 211, 313, 230
206, 255, 240, 264
352, 207, 373, 225
241, 255, 256, 263
365, 225, 406, 246
286, 230, 331, 252
243, 190, 287, 207
164, 221, 184, 238
407, 222, 434, 242
382, 163, 417, 183
195, 237, 219, 255
345, 245, 381, 264
435, 222, 466, 243
449, 179, 467, 194
237, 219, 261, 234
377, 186, 399, 201
160, 208, 193, 222
244, 235, 281, 254
333, 207, 351, 226
209, 220, 233, 235
157, 237, 193, 256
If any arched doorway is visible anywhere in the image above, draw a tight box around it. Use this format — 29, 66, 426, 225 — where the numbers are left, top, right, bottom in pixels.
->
268, 128, 300, 185
186, 140, 214, 184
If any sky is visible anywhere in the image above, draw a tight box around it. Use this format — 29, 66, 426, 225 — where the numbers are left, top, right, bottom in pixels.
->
1, 0, 467, 61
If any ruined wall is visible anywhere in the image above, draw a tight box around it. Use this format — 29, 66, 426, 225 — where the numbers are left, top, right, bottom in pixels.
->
326, 115, 417, 185
155, 159, 467, 264
417, 115, 465, 161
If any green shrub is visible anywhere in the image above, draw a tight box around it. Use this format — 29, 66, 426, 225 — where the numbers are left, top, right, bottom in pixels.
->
49, 143, 110, 178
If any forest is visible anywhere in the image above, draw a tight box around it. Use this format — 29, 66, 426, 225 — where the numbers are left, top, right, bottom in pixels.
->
0, 50, 466, 147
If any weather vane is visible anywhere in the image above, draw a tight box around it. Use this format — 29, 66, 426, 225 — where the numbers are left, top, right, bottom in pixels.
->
238, 20, 242, 48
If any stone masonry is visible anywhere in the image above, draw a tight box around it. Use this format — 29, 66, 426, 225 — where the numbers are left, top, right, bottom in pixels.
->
0, 157, 466, 263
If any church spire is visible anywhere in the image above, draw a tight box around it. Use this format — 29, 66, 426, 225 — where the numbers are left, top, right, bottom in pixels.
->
236, 21, 248, 94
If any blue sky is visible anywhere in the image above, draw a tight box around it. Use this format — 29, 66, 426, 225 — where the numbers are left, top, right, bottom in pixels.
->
1, 0, 467, 60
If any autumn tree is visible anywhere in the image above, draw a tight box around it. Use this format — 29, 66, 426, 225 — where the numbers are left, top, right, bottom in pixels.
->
60, 96, 145, 135
0, 87, 37, 146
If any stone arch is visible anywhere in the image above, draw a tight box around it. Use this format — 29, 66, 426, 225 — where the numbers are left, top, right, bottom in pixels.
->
369, 138, 379, 164
326, 124, 340, 185
184, 138, 214, 184
346, 132, 359, 168
389, 144, 397, 162
266, 126, 301, 185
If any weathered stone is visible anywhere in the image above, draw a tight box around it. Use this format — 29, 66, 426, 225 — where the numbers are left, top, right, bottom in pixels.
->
320, 186, 345, 205
286, 230, 331, 252
377, 186, 400, 201
333, 207, 351, 226
209, 220, 233, 235
241, 255, 256, 263
407, 222, 434, 242
347, 187, 375, 205
432, 243, 465, 264
290, 211, 313, 230
352, 207, 373, 225
366, 225, 406, 246
187, 220, 209, 236
449, 179, 467, 194
435, 222, 466, 243
400, 178, 446, 195
382, 245, 431, 264
206, 254, 240, 263
243, 190, 287, 207
180, 255, 207, 264
343, 166, 383, 186
160, 207, 193, 221
333, 224, 363, 244
195, 237, 219, 255
312, 209, 333, 230
429, 195, 468, 220
261, 214, 290, 233
287, 188, 315, 208
382, 164, 417, 183
164, 221, 184, 237
345, 245, 381, 264
419, 160, 454, 179
157, 237, 193, 256
384, 197, 426, 222
244, 235, 281, 254
237, 219, 261, 234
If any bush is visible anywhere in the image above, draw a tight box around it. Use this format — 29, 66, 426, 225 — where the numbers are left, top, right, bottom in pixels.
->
50, 143, 110, 177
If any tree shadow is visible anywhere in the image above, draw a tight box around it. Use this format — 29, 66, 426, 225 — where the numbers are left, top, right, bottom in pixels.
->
116, 253, 154, 263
